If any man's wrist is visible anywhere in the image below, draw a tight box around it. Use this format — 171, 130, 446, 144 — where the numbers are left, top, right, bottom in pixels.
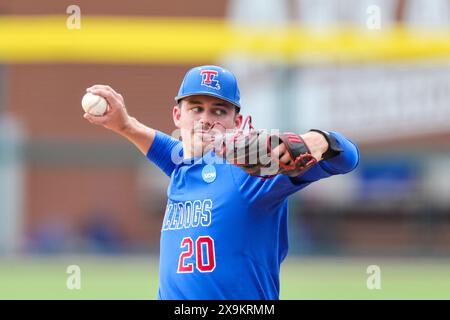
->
309, 129, 343, 160
299, 131, 328, 161
118, 116, 135, 136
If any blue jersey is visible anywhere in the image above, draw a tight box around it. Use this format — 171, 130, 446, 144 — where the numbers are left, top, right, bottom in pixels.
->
147, 130, 359, 300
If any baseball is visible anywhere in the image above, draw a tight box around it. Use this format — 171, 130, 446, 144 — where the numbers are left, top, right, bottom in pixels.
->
81, 92, 108, 116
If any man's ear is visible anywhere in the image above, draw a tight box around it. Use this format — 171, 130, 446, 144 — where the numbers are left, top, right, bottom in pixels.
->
234, 113, 243, 128
173, 105, 182, 128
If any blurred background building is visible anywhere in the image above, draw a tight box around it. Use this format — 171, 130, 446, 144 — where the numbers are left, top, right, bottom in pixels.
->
1, 0, 449, 259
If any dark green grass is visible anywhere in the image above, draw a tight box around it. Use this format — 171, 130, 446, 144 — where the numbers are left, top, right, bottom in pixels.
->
0, 256, 448, 299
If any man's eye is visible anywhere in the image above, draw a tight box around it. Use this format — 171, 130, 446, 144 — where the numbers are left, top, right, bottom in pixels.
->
214, 109, 226, 116
192, 107, 202, 113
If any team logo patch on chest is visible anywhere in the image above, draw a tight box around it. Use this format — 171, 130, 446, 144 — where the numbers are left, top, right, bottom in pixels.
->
202, 164, 217, 183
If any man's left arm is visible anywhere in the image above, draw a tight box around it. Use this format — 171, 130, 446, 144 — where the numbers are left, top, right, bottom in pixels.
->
229, 130, 359, 205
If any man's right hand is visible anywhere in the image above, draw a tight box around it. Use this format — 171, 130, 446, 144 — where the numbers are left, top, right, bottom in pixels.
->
83, 85, 131, 134
83, 84, 155, 155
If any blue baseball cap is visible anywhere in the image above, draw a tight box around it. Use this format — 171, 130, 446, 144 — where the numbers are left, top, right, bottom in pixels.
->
175, 65, 241, 110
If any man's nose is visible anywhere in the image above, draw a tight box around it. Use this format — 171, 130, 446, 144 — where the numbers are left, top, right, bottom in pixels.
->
199, 116, 213, 128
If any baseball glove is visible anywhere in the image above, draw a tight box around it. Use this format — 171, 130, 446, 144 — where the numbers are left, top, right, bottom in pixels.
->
210, 116, 317, 179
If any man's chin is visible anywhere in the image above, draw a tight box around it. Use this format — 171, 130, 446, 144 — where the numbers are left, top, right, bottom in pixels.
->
186, 134, 209, 152
178, 131, 221, 158
194, 130, 211, 136
192, 144, 212, 157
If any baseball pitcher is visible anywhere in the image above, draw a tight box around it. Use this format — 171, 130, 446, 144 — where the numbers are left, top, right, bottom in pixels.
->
83, 65, 360, 299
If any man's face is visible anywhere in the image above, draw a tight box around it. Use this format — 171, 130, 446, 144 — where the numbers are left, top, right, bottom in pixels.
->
173, 95, 242, 157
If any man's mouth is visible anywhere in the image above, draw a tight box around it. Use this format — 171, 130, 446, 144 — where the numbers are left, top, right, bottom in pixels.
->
192, 124, 225, 137
192, 128, 213, 140
193, 125, 212, 134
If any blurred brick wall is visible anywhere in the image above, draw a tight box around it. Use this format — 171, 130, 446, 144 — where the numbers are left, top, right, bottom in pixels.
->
4, 0, 229, 250
9, 64, 186, 140
3, 0, 227, 17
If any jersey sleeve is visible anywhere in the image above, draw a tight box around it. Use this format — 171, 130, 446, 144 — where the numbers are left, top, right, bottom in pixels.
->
229, 131, 360, 205
146, 130, 182, 177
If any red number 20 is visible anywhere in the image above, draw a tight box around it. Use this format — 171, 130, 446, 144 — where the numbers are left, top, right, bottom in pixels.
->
177, 236, 216, 273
